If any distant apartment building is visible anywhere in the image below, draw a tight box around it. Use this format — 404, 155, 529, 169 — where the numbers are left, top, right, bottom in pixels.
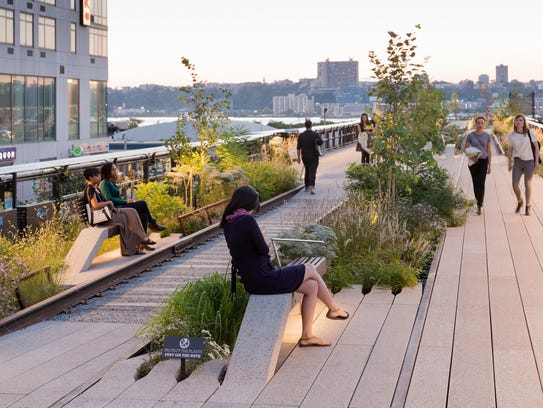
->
317, 59, 359, 89
478, 74, 489, 86
0, 0, 109, 166
496, 64, 508, 84
272, 93, 314, 115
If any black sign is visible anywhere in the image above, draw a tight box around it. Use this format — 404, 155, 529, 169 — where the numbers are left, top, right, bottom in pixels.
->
0, 147, 16, 162
163, 336, 205, 359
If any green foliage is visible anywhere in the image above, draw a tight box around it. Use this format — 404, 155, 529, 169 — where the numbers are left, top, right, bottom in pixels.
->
368, 25, 447, 208
274, 224, 337, 266
241, 159, 298, 201
128, 117, 143, 129
0, 257, 23, 318
135, 180, 186, 234
137, 272, 249, 354
321, 192, 436, 294
165, 57, 231, 169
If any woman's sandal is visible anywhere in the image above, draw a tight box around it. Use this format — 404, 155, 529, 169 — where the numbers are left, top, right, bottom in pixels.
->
326, 308, 349, 320
298, 336, 331, 347
515, 201, 523, 214
526, 206, 531, 216
143, 238, 156, 245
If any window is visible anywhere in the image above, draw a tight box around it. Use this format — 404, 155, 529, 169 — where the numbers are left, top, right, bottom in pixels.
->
0, 8, 14, 45
70, 0, 76, 10
90, 0, 107, 26
20, 13, 33, 47
68, 79, 79, 140
38, 16, 55, 50
70, 22, 76, 53
90, 81, 107, 138
89, 28, 107, 57
39, 0, 56, 5
0, 75, 56, 144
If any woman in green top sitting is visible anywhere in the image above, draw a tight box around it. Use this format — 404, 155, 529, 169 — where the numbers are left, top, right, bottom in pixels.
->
99, 162, 166, 233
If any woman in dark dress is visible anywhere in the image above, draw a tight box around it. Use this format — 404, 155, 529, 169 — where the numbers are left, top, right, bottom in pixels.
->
221, 185, 349, 347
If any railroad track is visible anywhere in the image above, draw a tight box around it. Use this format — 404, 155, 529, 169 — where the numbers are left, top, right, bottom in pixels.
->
0, 186, 308, 335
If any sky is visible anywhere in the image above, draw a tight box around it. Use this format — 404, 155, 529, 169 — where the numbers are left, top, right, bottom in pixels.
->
107, 0, 543, 88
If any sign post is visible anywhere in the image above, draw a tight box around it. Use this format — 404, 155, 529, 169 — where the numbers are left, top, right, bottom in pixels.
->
162, 336, 205, 379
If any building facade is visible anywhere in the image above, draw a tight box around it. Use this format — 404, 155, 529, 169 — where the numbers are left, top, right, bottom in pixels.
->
496, 64, 508, 85
317, 59, 359, 89
272, 93, 314, 115
0, 0, 108, 166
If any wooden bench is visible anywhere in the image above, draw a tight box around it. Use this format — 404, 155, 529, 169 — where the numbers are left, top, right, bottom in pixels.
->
63, 197, 120, 278
208, 256, 327, 405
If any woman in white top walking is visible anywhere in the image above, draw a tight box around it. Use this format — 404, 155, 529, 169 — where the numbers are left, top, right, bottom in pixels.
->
507, 114, 540, 215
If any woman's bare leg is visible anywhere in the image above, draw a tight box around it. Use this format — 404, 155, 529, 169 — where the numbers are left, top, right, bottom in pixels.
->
295, 264, 348, 344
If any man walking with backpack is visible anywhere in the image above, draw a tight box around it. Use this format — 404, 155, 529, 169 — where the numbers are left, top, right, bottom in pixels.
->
297, 119, 324, 195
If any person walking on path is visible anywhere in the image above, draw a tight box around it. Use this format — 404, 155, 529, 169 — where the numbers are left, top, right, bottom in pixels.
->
507, 114, 540, 215
83, 167, 156, 255
100, 162, 166, 233
356, 112, 376, 164
297, 119, 323, 194
465, 116, 492, 215
221, 186, 349, 347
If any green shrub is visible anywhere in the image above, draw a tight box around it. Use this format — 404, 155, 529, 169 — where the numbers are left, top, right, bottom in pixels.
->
135, 180, 186, 234
137, 272, 249, 355
241, 160, 298, 201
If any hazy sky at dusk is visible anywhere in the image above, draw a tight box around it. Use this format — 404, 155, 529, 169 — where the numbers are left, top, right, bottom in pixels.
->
108, 0, 543, 88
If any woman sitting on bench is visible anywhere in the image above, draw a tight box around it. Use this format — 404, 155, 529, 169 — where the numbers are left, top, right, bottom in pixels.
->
83, 167, 156, 256
221, 185, 349, 348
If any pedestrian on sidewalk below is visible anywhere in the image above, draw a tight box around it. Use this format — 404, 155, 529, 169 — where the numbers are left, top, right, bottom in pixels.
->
297, 119, 323, 195
507, 114, 541, 215
465, 115, 492, 215
221, 185, 349, 347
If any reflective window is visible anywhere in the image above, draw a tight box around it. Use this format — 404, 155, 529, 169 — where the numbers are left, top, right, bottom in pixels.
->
12, 76, 25, 143
70, 0, 76, 10
40, 77, 55, 141
90, 81, 107, 138
0, 8, 14, 45
90, 0, 107, 26
0, 75, 12, 144
89, 28, 107, 57
70, 22, 76, 53
68, 79, 79, 140
25, 76, 38, 142
38, 16, 55, 50
20, 13, 33, 47
0, 75, 56, 144
39, 0, 56, 5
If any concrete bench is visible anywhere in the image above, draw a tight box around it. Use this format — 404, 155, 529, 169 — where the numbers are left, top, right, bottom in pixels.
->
208, 256, 327, 405
63, 197, 120, 278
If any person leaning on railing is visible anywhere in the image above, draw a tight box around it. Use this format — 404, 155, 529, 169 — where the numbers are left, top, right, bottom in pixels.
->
99, 162, 166, 233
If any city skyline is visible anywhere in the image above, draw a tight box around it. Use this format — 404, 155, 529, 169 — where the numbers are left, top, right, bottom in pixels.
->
108, 0, 543, 88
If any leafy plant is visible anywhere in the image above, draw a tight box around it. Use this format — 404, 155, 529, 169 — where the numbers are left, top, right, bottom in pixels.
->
137, 272, 249, 353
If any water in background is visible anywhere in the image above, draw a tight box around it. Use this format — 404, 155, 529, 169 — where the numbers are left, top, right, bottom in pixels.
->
113, 116, 358, 128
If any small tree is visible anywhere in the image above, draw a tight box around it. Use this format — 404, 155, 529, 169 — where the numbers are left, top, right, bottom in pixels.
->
448, 92, 461, 120
165, 58, 232, 207
368, 25, 446, 209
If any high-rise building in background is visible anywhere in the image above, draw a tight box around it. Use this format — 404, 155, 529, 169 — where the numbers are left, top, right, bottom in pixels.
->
0, 0, 109, 166
478, 74, 490, 86
272, 93, 314, 115
317, 59, 359, 89
496, 64, 509, 85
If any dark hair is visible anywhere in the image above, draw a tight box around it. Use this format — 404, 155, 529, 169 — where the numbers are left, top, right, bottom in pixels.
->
100, 162, 115, 181
514, 114, 529, 134
360, 113, 369, 123
304, 119, 312, 129
83, 167, 100, 180
220, 185, 260, 227
475, 115, 485, 123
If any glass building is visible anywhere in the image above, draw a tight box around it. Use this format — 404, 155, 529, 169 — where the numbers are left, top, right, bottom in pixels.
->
0, 0, 108, 165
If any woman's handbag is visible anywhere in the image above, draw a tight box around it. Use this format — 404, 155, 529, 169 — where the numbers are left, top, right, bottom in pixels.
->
86, 204, 112, 226
355, 142, 363, 152
528, 131, 542, 165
